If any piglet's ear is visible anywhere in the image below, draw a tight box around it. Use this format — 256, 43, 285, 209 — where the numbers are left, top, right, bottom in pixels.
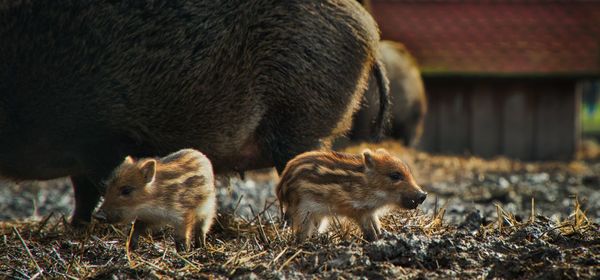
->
362, 149, 375, 169
124, 156, 134, 164
140, 159, 157, 185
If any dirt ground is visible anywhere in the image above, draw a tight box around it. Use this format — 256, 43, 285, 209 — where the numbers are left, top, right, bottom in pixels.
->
0, 141, 598, 279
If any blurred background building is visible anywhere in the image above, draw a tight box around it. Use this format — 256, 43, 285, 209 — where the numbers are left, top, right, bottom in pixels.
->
365, 0, 600, 160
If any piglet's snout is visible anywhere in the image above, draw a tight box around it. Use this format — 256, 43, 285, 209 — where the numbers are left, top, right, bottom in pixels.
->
416, 191, 427, 204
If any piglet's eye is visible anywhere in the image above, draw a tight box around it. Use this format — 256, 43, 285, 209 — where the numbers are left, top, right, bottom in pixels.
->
389, 172, 404, 181
120, 186, 134, 196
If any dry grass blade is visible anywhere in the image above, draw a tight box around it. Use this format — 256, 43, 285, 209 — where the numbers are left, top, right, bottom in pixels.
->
268, 247, 288, 267
266, 211, 283, 242
125, 221, 136, 268
433, 195, 439, 218
558, 198, 593, 236
12, 226, 44, 279
495, 204, 503, 232
223, 240, 249, 268
420, 200, 447, 235
278, 249, 303, 271
173, 251, 201, 271
135, 257, 163, 271
109, 224, 127, 237
35, 212, 55, 235
330, 214, 346, 241
223, 250, 243, 268
530, 197, 535, 224
237, 251, 268, 264
249, 205, 270, 244
247, 200, 277, 225
232, 194, 244, 217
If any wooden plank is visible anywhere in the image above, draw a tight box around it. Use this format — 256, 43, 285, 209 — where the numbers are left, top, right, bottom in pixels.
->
439, 84, 470, 154
534, 82, 577, 160
574, 83, 582, 154
502, 84, 535, 160
417, 83, 440, 152
470, 83, 500, 158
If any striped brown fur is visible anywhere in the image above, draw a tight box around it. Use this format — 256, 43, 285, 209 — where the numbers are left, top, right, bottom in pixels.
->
276, 148, 427, 242
95, 149, 216, 252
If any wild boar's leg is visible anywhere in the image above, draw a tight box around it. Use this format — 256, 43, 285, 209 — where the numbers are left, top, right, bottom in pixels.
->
70, 176, 102, 227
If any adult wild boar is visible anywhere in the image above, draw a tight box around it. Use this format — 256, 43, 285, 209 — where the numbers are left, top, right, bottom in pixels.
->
349, 41, 427, 146
0, 0, 389, 226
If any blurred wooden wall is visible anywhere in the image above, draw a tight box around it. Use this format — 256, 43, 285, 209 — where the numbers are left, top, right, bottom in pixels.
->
418, 78, 580, 160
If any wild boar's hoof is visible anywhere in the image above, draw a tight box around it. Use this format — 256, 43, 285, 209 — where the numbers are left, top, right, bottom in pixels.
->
69, 218, 91, 229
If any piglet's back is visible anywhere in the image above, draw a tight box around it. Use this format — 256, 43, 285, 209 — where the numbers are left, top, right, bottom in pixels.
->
153, 149, 215, 204
276, 151, 365, 205
157, 149, 214, 182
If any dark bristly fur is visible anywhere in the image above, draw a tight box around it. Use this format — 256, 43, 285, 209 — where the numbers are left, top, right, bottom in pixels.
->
276, 149, 427, 242
0, 0, 389, 226
94, 149, 216, 252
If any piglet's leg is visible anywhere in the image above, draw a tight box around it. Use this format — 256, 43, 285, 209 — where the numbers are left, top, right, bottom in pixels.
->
128, 220, 149, 251
174, 229, 191, 252
175, 212, 195, 252
295, 210, 316, 243
358, 215, 379, 242
193, 223, 206, 248
193, 217, 212, 248
316, 216, 329, 233
370, 214, 382, 236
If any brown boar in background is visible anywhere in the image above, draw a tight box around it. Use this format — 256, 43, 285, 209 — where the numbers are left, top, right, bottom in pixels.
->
94, 149, 216, 252
0, 0, 389, 226
349, 41, 427, 147
276, 149, 427, 242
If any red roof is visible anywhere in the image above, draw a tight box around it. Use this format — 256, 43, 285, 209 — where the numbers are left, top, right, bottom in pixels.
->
370, 0, 600, 75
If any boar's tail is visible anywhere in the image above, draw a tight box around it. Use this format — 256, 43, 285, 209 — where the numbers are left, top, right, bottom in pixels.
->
371, 59, 391, 142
